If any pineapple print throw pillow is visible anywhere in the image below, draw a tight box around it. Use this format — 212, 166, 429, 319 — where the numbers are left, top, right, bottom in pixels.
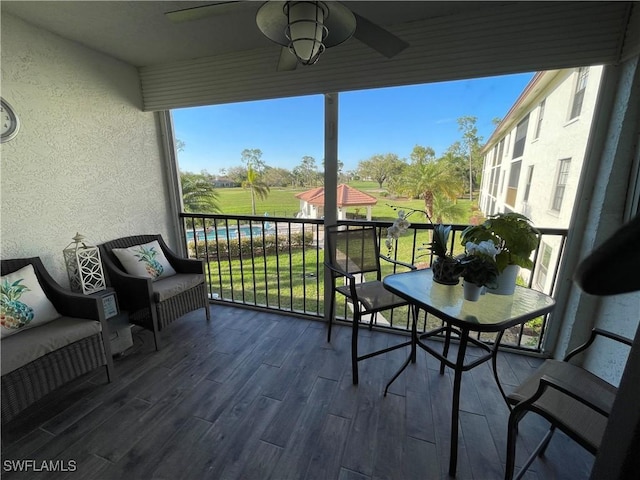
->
1, 264, 62, 338
112, 240, 177, 281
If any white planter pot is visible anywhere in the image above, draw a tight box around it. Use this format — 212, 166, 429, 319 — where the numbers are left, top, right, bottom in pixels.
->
488, 264, 520, 295
463, 281, 483, 301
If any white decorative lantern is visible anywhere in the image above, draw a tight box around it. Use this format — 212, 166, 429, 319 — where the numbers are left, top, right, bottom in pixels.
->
63, 233, 106, 295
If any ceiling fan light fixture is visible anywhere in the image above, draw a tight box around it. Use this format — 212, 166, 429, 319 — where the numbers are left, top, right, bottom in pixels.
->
284, 1, 328, 65
256, 1, 356, 68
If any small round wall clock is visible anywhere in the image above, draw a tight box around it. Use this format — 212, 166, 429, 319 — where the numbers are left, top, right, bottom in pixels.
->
1, 97, 20, 143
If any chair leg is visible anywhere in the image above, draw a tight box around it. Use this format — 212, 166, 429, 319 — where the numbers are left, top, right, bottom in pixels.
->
505, 408, 523, 480
538, 425, 556, 456
327, 291, 335, 343
152, 327, 161, 351
441, 325, 452, 374
151, 310, 162, 351
511, 425, 556, 480
506, 406, 554, 480
205, 304, 211, 321
410, 306, 418, 364
352, 307, 360, 385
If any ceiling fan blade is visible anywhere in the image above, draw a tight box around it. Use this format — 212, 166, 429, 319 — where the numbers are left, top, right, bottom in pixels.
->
165, 1, 250, 23
352, 12, 409, 58
277, 47, 298, 72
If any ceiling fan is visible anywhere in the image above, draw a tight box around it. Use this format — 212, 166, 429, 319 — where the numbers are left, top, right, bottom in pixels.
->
165, 1, 409, 72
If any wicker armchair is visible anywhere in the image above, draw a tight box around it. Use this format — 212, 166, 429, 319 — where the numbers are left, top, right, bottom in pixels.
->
99, 234, 210, 350
1, 257, 114, 424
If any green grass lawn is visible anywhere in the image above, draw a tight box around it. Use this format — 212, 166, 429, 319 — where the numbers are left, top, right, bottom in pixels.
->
204, 247, 420, 328
206, 248, 324, 314
214, 181, 476, 224
197, 182, 550, 344
200, 223, 543, 346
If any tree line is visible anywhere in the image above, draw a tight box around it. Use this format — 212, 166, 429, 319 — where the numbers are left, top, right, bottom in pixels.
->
180, 116, 486, 219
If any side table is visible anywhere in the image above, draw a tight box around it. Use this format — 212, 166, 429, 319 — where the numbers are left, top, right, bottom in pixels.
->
89, 288, 133, 356
107, 311, 132, 356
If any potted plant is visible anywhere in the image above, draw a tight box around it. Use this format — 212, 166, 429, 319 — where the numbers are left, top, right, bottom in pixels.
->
461, 212, 540, 294
459, 240, 500, 301
386, 205, 463, 285
421, 224, 464, 285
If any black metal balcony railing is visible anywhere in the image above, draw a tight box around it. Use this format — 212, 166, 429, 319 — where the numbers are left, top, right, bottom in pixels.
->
180, 213, 568, 352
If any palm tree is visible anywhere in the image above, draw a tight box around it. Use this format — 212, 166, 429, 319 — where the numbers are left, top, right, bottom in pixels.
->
181, 173, 220, 213
401, 161, 462, 220
432, 193, 467, 224
241, 166, 270, 215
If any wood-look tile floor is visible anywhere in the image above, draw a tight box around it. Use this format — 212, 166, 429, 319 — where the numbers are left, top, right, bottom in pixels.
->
1, 305, 594, 479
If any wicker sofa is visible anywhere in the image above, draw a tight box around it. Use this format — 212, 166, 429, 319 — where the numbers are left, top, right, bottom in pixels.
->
1, 257, 114, 424
98, 234, 210, 350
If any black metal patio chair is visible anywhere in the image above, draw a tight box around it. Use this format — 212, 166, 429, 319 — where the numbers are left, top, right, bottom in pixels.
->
324, 224, 416, 385
504, 214, 640, 480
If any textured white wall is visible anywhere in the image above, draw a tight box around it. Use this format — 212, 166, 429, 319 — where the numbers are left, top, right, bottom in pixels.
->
555, 59, 640, 386
583, 294, 640, 386
1, 14, 176, 286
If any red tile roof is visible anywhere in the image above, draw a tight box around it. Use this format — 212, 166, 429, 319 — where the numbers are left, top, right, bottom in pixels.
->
295, 184, 378, 207
295, 186, 324, 203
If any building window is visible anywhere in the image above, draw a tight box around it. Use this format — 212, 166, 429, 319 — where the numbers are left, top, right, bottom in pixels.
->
496, 138, 505, 164
551, 158, 571, 212
523, 165, 534, 202
534, 99, 545, 139
482, 161, 490, 191
535, 243, 552, 290
512, 114, 530, 159
491, 167, 499, 197
569, 67, 589, 120
506, 160, 522, 207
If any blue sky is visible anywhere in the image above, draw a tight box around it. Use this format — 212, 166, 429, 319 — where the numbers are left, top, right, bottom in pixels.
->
172, 72, 534, 174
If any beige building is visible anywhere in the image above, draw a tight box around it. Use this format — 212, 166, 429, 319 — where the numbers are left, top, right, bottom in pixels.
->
479, 66, 604, 292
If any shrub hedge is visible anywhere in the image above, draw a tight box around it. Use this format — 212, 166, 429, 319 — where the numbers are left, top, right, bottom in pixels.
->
188, 231, 315, 259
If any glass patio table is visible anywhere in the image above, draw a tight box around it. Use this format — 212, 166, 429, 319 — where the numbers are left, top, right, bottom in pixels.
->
382, 268, 555, 477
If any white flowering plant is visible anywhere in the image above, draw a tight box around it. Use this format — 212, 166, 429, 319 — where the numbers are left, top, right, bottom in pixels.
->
461, 212, 539, 272
460, 240, 501, 288
385, 205, 456, 261
465, 240, 500, 258
385, 209, 412, 255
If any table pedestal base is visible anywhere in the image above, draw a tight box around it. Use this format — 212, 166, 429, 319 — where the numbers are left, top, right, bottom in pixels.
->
384, 314, 504, 477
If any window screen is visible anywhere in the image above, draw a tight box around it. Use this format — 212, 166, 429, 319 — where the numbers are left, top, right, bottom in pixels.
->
512, 115, 530, 159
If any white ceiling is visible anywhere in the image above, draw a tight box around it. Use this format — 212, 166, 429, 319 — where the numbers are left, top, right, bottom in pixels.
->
4, 1, 636, 110
1, 1, 486, 67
